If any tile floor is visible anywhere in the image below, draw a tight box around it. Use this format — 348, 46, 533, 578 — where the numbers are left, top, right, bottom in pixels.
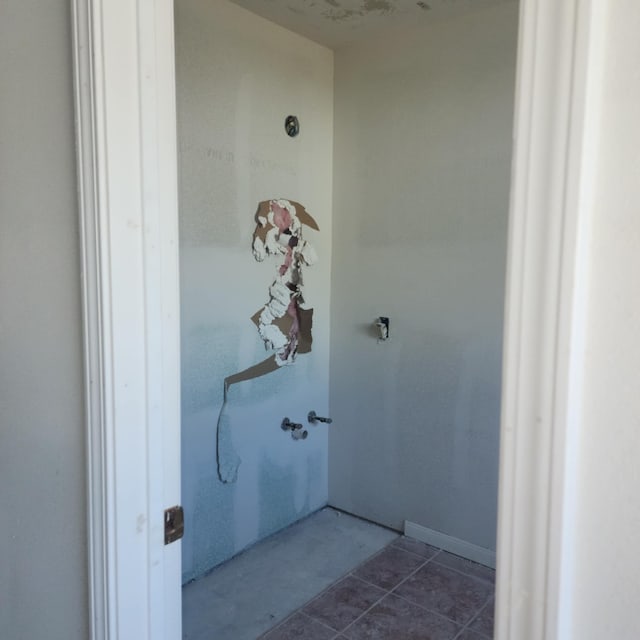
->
259, 536, 495, 640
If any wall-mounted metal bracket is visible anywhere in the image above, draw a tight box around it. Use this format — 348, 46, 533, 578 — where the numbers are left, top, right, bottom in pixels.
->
164, 505, 184, 545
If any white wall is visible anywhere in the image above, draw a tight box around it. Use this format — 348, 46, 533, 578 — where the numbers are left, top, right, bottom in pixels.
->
569, 2, 640, 637
329, 3, 518, 551
0, 1, 88, 638
175, 0, 334, 582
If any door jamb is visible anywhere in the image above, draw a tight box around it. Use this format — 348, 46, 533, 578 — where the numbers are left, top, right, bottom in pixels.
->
72, 1, 182, 638
495, 0, 604, 638
72, 0, 606, 638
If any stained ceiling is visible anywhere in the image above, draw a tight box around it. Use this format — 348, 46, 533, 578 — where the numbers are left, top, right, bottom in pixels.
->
229, 0, 517, 49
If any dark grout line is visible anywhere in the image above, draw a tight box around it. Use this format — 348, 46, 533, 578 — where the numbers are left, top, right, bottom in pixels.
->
449, 592, 495, 640
452, 593, 494, 640
300, 610, 343, 634
351, 544, 495, 630
338, 549, 440, 636
258, 610, 339, 639
336, 582, 396, 638
389, 571, 494, 629
452, 621, 493, 640
267, 535, 405, 634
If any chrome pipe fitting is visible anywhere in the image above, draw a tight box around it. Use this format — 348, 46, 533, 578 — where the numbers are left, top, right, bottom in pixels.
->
281, 417, 308, 440
308, 411, 333, 425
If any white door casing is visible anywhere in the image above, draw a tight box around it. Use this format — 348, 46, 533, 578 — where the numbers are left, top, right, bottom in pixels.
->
495, 0, 605, 638
72, 0, 607, 638
72, 1, 181, 638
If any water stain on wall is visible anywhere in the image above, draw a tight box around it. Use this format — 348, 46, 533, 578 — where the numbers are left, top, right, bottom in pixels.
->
322, 0, 397, 21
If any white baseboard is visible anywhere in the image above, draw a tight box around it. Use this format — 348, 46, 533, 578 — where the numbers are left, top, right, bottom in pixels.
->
403, 520, 496, 569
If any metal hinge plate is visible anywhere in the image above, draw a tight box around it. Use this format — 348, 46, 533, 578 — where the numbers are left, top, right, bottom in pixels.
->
164, 505, 184, 545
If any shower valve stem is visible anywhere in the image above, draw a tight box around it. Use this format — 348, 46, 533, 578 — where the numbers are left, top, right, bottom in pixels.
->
308, 411, 333, 425
281, 417, 308, 440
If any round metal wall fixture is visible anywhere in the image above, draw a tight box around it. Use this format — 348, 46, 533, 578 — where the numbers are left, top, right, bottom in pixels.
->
285, 115, 300, 138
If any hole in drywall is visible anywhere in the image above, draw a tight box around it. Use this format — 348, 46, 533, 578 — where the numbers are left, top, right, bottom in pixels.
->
285, 115, 300, 137
417, 1, 431, 10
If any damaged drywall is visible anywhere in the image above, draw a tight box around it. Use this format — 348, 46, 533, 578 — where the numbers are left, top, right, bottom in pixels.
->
251, 199, 318, 366
216, 199, 320, 483
176, 0, 332, 582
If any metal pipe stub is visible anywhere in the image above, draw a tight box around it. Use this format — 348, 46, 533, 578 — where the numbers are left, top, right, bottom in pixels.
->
281, 417, 308, 440
308, 411, 333, 425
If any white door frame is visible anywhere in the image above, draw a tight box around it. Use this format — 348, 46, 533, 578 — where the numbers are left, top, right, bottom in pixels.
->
72, 0, 605, 638
72, 1, 181, 638
495, 0, 604, 637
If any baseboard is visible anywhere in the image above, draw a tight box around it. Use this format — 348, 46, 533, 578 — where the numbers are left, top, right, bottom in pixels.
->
403, 520, 496, 569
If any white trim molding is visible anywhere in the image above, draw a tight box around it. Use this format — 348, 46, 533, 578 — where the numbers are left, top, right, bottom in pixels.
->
71, 0, 609, 637
496, 1, 605, 639
72, 1, 182, 638
404, 521, 496, 569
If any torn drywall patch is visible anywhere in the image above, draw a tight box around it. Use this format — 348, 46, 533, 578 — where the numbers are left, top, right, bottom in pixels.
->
216, 199, 320, 483
252, 199, 318, 366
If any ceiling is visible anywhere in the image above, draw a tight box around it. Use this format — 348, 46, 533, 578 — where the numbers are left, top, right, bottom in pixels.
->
229, 0, 517, 49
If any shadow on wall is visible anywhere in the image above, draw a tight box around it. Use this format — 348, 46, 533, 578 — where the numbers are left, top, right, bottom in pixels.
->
257, 452, 320, 540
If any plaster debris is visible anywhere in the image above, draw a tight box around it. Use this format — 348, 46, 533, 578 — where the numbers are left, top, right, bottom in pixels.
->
216, 199, 320, 484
